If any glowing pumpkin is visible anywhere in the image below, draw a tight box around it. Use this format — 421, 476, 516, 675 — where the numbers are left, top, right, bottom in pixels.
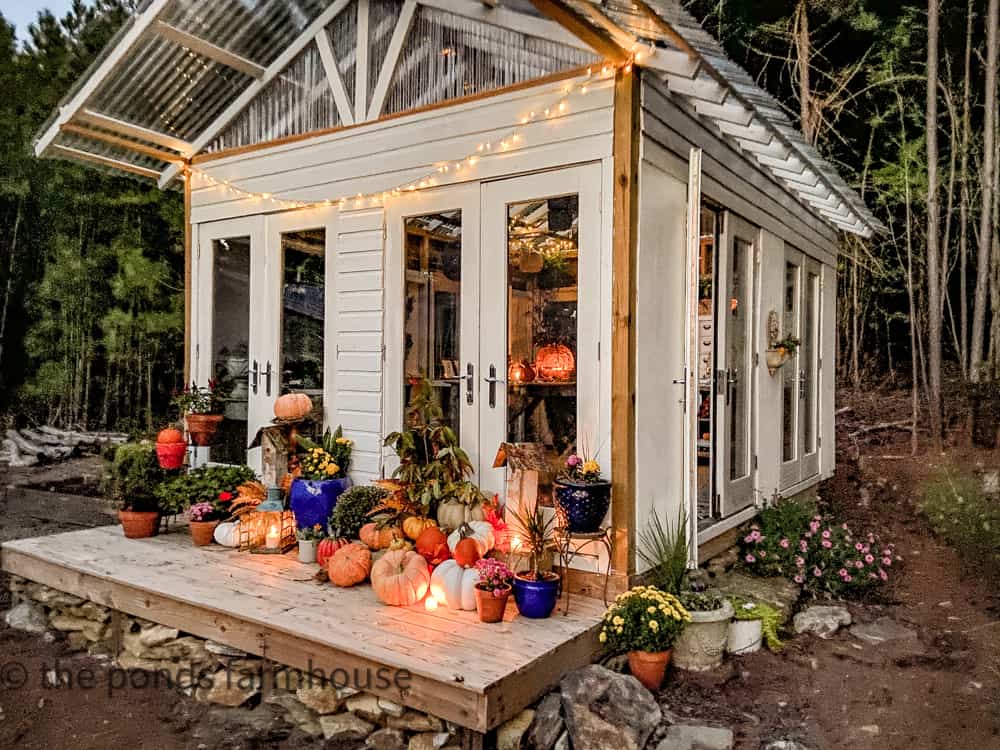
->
327, 543, 371, 587
317, 537, 350, 568
402, 516, 437, 541
274, 392, 313, 421
370, 549, 430, 606
534, 343, 575, 381
360, 522, 400, 550
415, 527, 451, 566
429, 559, 479, 610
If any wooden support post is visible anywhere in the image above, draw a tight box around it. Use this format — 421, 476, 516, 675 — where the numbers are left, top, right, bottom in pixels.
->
610, 67, 640, 576
183, 172, 192, 383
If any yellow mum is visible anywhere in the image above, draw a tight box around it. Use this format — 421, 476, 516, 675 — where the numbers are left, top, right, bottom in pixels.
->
582, 460, 600, 475
599, 631, 607, 643
325, 463, 340, 475
648, 620, 659, 631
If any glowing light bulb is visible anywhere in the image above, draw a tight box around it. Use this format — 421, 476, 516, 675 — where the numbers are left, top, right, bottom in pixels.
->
425, 595, 439, 611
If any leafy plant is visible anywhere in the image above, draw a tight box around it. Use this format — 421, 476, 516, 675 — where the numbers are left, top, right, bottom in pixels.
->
638, 506, 689, 595
678, 591, 726, 612
154, 464, 256, 516
918, 467, 1000, 577
384, 379, 486, 514
103, 442, 165, 512
296, 524, 326, 542
475, 558, 514, 596
172, 380, 229, 416
508, 501, 556, 580
298, 425, 352, 478
329, 485, 390, 539
600, 586, 690, 654
729, 597, 783, 652
560, 453, 605, 483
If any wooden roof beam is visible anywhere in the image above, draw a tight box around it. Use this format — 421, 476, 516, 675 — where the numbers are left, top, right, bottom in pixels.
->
314, 29, 355, 125
152, 20, 266, 79
76, 109, 194, 154
50, 144, 162, 179
529, 0, 630, 64
59, 122, 185, 163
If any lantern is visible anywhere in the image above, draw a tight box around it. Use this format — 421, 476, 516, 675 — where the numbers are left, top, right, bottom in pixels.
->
534, 344, 576, 382
508, 360, 536, 385
240, 486, 296, 554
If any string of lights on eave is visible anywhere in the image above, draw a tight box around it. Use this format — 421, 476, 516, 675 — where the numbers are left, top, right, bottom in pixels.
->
181, 55, 647, 211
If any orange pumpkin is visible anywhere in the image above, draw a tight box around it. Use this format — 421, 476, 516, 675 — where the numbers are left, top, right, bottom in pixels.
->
415, 526, 451, 566
274, 392, 313, 421
452, 537, 481, 568
317, 537, 349, 568
402, 515, 437, 541
327, 543, 371, 587
157, 428, 184, 444
534, 343, 575, 381
370, 549, 430, 606
360, 522, 400, 550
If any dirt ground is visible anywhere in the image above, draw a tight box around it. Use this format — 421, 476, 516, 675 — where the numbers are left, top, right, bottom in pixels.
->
1, 406, 999, 749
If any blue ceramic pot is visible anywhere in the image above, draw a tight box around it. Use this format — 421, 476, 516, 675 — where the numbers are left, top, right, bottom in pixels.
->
289, 477, 352, 533
512, 573, 561, 619
553, 479, 612, 533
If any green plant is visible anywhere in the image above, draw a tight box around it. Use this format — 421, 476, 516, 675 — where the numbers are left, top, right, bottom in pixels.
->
638, 506, 689, 595
154, 464, 256, 516
172, 380, 229, 415
508, 500, 556, 580
384, 379, 486, 513
771, 335, 801, 353
729, 597, 783, 651
678, 591, 726, 612
560, 452, 605, 483
600, 586, 690, 654
298, 425, 352, 478
104, 442, 165, 512
918, 467, 1000, 577
296, 524, 326, 542
330, 485, 390, 539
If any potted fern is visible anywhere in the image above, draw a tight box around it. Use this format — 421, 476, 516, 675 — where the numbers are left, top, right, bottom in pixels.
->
509, 501, 560, 619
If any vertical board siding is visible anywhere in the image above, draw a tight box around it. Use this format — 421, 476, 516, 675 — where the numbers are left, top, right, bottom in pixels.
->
335, 206, 385, 484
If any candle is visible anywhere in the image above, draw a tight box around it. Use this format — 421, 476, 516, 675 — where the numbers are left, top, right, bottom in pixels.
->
424, 595, 439, 612
265, 525, 280, 550
511, 536, 522, 552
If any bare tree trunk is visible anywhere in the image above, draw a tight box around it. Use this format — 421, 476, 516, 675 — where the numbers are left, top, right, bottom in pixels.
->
971, 0, 1000, 382
926, 0, 943, 449
794, 0, 818, 145
0, 198, 22, 373
959, 0, 975, 377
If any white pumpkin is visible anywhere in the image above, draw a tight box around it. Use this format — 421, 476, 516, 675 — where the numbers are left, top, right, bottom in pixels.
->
447, 521, 495, 557
429, 559, 479, 610
214, 520, 240, 547
436, 500, 486, 531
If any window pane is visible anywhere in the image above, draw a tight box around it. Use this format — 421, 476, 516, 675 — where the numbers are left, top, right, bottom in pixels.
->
803, 271, 819, 453
403, 210, 462, 433
782, 261, 800, 463
281, 229, 325, 405
728, 238, 751, 481
212, 236, 250, 463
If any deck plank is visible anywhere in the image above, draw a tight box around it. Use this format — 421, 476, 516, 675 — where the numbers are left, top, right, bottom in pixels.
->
1, 525, 603, 731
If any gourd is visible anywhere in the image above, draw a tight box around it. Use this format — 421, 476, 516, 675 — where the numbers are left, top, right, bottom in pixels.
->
447, 521, 495, 558
402, 515, 437, 541
415, 526, 451, 566
429, 559, 479, 610
436, 500, 486, 531
360, 522, 400, 550
452, 538, 481, 568
370, 550, 430, 606
317, 537, 350, 568
274, 392, 313, 420
156, 428, 184, 444
328, 543, 372, 587
213, 521, 239, 547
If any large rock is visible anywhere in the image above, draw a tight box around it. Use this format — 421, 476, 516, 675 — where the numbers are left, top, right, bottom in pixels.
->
709, 571, 800, 624
560, 665, 661, 750
388, 710, 444, 733
66, 602, 111, 622
793, 606, 852, 639
199, 669, 260, 707
48, 614, 106, 642
122, 632, 210, 663
524, 693, 564, 750
26, 584, 83, 608
296, 684, 345, 715
498, 709, 534, 750
138, 624, 180, 647
656, 725, 733, 750
407, 732, 452, 750
346, 692, 385, 722
367, 728, 408, 750
850, 618, 925, 660
265, 691, 320, 729
319, 712, 375, 742
5, 601, 48, 634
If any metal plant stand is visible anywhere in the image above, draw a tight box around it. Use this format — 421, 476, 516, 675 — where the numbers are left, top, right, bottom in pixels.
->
554, 527, 614, 615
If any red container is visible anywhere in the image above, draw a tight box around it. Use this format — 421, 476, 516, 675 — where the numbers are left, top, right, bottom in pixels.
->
156, 441, 187, 470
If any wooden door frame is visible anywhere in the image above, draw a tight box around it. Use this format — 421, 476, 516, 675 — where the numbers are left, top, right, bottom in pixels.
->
780, 246, 804, 489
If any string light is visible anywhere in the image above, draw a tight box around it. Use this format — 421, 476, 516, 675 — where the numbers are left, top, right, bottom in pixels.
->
186, 60, 635, 211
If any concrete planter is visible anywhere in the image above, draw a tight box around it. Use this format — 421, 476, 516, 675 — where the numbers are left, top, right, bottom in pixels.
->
673, 599, 734, 671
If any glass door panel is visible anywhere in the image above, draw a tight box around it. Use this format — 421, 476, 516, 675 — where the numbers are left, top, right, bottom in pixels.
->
800, 259, 821, 479
280, 228, 326, 408
781, 250, 803, 487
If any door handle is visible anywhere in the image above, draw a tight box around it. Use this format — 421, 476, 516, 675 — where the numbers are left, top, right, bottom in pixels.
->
484, 364, 504, 409
466, 362, 474, 405
250, 360, 259, 395
726, 368, 738, 405
799, 369, 807, 400
264, 361, 273, 397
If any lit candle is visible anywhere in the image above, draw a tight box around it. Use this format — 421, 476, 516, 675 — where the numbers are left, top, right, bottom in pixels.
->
424, 595, 439, 612
265, 524, 280, 550
511, 536, 523, 552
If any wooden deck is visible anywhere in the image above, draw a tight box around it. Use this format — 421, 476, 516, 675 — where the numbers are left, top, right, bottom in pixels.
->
0, 526, 604, 733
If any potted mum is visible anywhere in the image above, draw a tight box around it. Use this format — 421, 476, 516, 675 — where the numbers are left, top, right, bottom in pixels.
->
296, 524, 325, 563
601, 586, 690, 691
105, 442, 166, 539
174, 381, 227, 446
554, 452, 612, 533
509, 501, 560, 618
473, 558, 514, 623
290, 426, 354, 532
673, 591, 735, 671
187, 502, 223, 546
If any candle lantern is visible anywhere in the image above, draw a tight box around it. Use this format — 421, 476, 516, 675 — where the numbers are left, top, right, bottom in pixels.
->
534, 343, 575, 382
240, 486, 296, 554
508, 359, 536, 385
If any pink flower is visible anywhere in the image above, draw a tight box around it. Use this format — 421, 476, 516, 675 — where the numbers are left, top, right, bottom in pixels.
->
800, 540, 809, 552
822, 539, 832, 548
813, 567, 823, 577
780, 538, 790, 549
879, 569, 888, 581
882, 557, 892, 566
566, 454, 582, 467
844, 574, 853, 583
864, 554, 875, 564
760, 551, 767, 558
745, 554, 756, 563
809, 521, 821, 533
822, 529, 831, 539
854, 560, 864, 569
795, 556, 805, 567
855, 542, 864, 552
838, 568, 849, 577
842, 523, 849, 530
793, 575, 804, 584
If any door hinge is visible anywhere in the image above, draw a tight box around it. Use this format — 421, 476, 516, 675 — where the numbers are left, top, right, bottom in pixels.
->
712, 493, 721, 516
753, 454, 758, 472
597, 341, 601, 361
753, 352, 759, 367
381, 344, 386, 362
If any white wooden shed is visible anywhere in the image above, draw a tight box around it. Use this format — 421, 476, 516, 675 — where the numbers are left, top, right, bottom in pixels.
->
35, 0, 883, 588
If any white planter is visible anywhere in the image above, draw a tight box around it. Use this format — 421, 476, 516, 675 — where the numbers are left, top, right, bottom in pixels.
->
297, 539, 317, 564
727, 618, 763, 655
673, 599, 734, 672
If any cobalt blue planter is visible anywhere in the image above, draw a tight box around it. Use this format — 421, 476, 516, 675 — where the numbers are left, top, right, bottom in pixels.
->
289, 477, 352, 533
512, 573, 561, 619
553, 479, 612, 533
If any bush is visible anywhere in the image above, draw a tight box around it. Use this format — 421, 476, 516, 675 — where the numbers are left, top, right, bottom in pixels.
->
154, 464, 256, 516
919, 467, 1000, 576
104, 442, 165, 512
330, 485, 390, 539
600, 586, 690, 654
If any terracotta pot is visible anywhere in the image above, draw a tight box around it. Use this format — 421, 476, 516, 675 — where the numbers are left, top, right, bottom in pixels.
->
118, 510, 160, 539
474, 585, 511, 623
628, 649, 672, 692
189, 520, 219, 546
156, 441, 187, 470
185, 414, 223, 446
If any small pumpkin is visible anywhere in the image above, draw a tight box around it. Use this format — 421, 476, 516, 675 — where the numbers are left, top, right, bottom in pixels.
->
447, 521, 495, 557
317, 537, 350, 568
370, 549, 430, 606
429, 559, 479, 610
360, 522, 401, 550
274, 392, 313, 421
452, 537, 481, 568
327, 543, 372, 587
402, 515, 438, 541
157, 427, 184, 444
213, 520, 239, 547
415, 526, 451, 566
388, 537, 414, 552
436, 500, 486, 531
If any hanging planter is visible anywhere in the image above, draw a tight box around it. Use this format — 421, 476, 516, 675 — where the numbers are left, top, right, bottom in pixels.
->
155, 428, 187, 470
765, 348, 792, 376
